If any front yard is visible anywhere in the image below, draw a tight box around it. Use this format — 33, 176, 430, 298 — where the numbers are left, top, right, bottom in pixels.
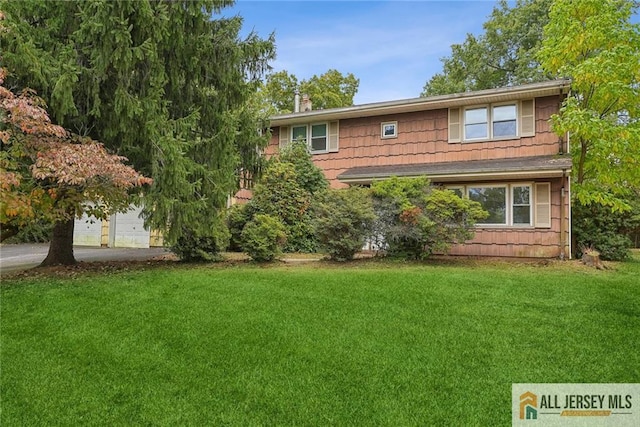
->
2, 257, 639, 425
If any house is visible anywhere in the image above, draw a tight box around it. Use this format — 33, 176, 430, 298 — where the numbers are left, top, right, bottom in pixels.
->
266, 80, 573, 258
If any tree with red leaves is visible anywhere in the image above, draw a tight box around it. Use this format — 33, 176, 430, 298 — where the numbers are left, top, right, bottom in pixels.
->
1, 67, 152, 265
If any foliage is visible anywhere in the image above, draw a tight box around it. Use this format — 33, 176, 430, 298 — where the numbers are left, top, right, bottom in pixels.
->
2, 218, 52, 243
573, 198, 640, 260
171, 217, 230, 262
249, 160, 316, 252
246, 140, 327, 252
371, 177, 487, 260
314, 187, 376, 261
0, 67, 151, 247
422, 0, 553, 96
226, 203, 253, 252
0, 1, 275, 253
277, 139, 328, 195
241, 213, 286, 262
539, 0, 640, 212
262, 69, 359, 113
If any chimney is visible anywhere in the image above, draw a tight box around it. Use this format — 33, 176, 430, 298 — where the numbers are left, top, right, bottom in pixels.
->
301, 94, 312, 112
294, 90, 300, 113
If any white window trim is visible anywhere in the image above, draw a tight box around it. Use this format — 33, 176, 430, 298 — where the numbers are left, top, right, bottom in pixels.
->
290, 122, 329, 154
381, 121, 398, 139
455, 183, 534, 228
511, 183, 533, 227
463, 105, 490, 142
463, 101, 519, 142
467, 184, 509, 226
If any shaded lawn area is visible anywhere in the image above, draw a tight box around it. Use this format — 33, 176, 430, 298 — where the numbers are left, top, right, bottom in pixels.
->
1, 257, 639, 426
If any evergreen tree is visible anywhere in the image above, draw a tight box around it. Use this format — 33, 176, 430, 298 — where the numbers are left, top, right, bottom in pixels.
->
0, 1, 275, 262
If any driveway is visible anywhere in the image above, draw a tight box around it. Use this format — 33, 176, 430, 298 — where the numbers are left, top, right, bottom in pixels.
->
0, 244, 171, 275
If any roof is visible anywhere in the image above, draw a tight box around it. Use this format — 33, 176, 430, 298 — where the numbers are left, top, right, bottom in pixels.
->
337, 155, 573, 184
270, 79, 571, 126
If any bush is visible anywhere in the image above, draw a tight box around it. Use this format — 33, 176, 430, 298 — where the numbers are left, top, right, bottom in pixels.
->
314, 187, 376, 261
241, 214, 287, 262
371, 177, 487, 260
226, 203, 252, 252
573, 201, 638, 261
3, 219, 53, 243
249, 159, 320, 253
171, 221, 230, 262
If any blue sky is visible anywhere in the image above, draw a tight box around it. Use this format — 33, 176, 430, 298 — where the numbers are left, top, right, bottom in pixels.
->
221, 0, 502, 105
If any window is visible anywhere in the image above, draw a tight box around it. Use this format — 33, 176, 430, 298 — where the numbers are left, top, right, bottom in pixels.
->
292, 125, 307, 143
464, 107, 488, 140
468, 186, 507, 225
492, 105, 517, 137
279, 122, 339, 153
381, 121, 397, 139
291, 123, 327, 152
310, 124, 327, 151
465, 183, 534, 227
512, 185, 531, 225
450, 101, 532, 143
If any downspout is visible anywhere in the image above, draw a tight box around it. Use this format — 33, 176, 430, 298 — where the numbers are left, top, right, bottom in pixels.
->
566, 131, 572, 259
567, 170, 572, 259
560, 169, 566, 260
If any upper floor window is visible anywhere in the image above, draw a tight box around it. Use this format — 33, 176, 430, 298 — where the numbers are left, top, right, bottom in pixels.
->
464, 103, 517, 141
449, 99, 535, 143
381, 121, 398, 139
278, 121, 340, 154
290, 123, 327, 152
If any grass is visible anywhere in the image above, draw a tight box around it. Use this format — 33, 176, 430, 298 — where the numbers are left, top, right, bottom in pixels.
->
1, 256, 639, 426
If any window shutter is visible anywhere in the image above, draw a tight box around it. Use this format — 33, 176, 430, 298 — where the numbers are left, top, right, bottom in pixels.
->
519, 99, 535, 137
534, 182, 551, 228
278, 126, 290, 149
448, 108, 461, 143
328, 121, 339, 152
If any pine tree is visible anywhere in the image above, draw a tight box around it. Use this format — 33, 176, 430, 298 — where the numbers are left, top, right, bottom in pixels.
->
0, 1, 275, 262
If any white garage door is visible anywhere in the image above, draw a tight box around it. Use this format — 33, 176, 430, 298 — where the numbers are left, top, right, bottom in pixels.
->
73, 214, 103, 247
110, 205, 150, 248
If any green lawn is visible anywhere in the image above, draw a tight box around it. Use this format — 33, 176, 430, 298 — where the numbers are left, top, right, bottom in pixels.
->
2, 257, 639, 426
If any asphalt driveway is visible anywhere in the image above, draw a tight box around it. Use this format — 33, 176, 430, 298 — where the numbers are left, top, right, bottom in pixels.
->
0, 244, 170, 275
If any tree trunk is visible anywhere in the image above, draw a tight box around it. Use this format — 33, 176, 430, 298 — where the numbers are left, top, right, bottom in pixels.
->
40, 218, 76, 266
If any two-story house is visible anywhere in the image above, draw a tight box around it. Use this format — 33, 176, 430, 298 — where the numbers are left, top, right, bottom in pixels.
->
266, 80, 573, 258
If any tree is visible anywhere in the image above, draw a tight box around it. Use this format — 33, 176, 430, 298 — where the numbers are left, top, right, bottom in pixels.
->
262, 69, 359, 113
243, 140, 328, 253
422, 0, 553, 96
0, 1, 275, 259
0, 68, 151, 265
371, 177, 487, 260
538, 0, 640, 212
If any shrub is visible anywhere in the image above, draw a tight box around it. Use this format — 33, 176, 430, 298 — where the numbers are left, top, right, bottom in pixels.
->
171, 219, 230, 262
278, 140, 328, 195
241, 214, 287, 262
371, 177, 487, 260
314, 187, 376, 261
226, 203, 252, 252
249, 158, 320, 253
573, 201, 638, 261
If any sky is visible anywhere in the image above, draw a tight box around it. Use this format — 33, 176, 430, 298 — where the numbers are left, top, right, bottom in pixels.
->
221, 0, 503, 105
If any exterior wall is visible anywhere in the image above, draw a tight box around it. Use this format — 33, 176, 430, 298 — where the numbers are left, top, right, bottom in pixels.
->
447, 178, 570, 258
265, 94, 569, 258
268, 96, 562, 188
